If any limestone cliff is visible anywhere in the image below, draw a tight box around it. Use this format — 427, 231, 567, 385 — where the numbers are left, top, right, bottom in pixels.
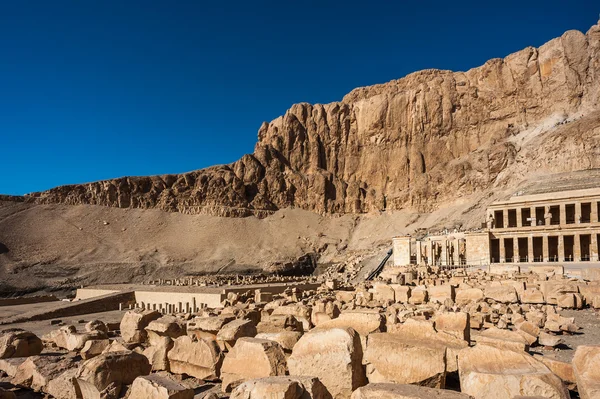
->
29, 23, 600, 217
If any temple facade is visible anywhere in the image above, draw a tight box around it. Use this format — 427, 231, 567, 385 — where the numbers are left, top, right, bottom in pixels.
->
393, 186, 600, 269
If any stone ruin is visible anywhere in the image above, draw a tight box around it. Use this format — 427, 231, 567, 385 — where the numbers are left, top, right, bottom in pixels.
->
1, 265, 600, 399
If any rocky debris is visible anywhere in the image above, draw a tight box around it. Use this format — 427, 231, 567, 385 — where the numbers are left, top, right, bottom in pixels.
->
12, 354, 78, 395
0, 357, 26, 378
230, 376, 332, 399
350, 383, 472, 398
0, 330, 43, 359
220, 337, 287, 392
255, 331, 302, 353
288, 327, 367, 399
129, 374, 194, 399
144, 315, 187, 372
571, 345, 600, 399
167, 335, 223, 380
458, 344, 569, 399
120, 309, 162, 344
42, 325, 107, 351
75, 351, 151, 399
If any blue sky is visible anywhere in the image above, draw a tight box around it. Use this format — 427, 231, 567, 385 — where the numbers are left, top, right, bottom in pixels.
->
0, 1, 597, 195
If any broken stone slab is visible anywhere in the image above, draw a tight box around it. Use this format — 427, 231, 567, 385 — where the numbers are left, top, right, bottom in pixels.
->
428, 285, 455, 304
364, 332, 446, 388
43, 326, 107, 352
120, 310, 162, 344
230, 376, 332, 399
12, 354, 78, 394
255, 331, 303, 353
520, 288, 545, 304
350, 383, 472, 398
129, 374, 194, 399
434, 312, 470, 342
146, 315, 187, 341
85, 320, 108, 334
288, 327, 366, 399
75, 351, 151, 399
532, 355, 575, 387
458, 344, 569, 399
484, 285, 518, 303
221, 338, 287, 392
167, 335, 223, 380
455, 288, 484, 305
187, 315, 236, 341
0, 330, 43, 359
571, 345, 600, 399
0, 357, 26, 378
473, 327, 529, 352
538, 332, 562, 348
515, 321, 540, 346
80, 339, 111, 360
270, 304, 312, 330
216, 319, 257, 351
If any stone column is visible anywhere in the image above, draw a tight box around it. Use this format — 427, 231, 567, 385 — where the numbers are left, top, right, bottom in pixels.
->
499, 238, 506, 263
530, 206, 536, 226
441, 242, 448, 267
429, 241, 435, 266
575, 202, 582, 224
454, 238, 460, 265
559, 204, 567, 225
503, 209, 509, 228
527, 235, 534, 263
516, 209, 522, 228
591, 233, 598, 262
543, 235, 549, 262
513, 238, 520, 263
392, 236, 412, 266
574, 234, 581, 261
592, 202, 599, 223
558, 235, 565, 262
416, 241, 422, 265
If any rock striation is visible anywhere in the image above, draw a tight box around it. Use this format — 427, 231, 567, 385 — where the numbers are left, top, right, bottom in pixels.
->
25, 22, 600, 217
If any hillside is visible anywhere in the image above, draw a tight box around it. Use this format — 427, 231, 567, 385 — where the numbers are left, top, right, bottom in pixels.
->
1, 22, 600, 292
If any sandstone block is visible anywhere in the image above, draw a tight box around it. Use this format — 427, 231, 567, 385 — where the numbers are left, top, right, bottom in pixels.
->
0, 330, 43, 359
434, 312, 470, 342
572, 345, 600, 399
221, 337, 287, 392
167, 335, 223, 380
350, 383, 472, 398
216, 319, 257, 351
120, 310, 161, 344
288, 327, 366, 399
455, 288, 484, 305
364, 333, 446, 388
255, 331, 303, 353
484, 286, 518, 303
230, 376, 332, 399
428, 285, 455, 304
129, 374, 194, 399
80, 339, 110, 360
458, 344, 568, 399
75, 351, 151, 399
473, 327, 529, 352
390, 285, 411, 303
12, 355, 78, 394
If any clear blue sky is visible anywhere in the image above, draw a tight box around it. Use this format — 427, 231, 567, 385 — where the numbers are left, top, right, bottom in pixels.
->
0, 1, 597, 195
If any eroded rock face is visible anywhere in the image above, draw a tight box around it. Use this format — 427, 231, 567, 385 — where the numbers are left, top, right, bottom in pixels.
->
28, 23, 600, 218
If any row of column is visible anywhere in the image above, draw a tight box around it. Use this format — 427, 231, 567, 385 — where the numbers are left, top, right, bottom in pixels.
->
496, 202, 599, 228
496, 233, 599, 263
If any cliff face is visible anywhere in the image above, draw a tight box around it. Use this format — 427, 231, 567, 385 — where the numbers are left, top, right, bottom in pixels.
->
30, 24, 600, 217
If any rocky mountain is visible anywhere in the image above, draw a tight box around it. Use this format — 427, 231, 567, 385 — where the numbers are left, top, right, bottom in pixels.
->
25, 23, 600, 218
